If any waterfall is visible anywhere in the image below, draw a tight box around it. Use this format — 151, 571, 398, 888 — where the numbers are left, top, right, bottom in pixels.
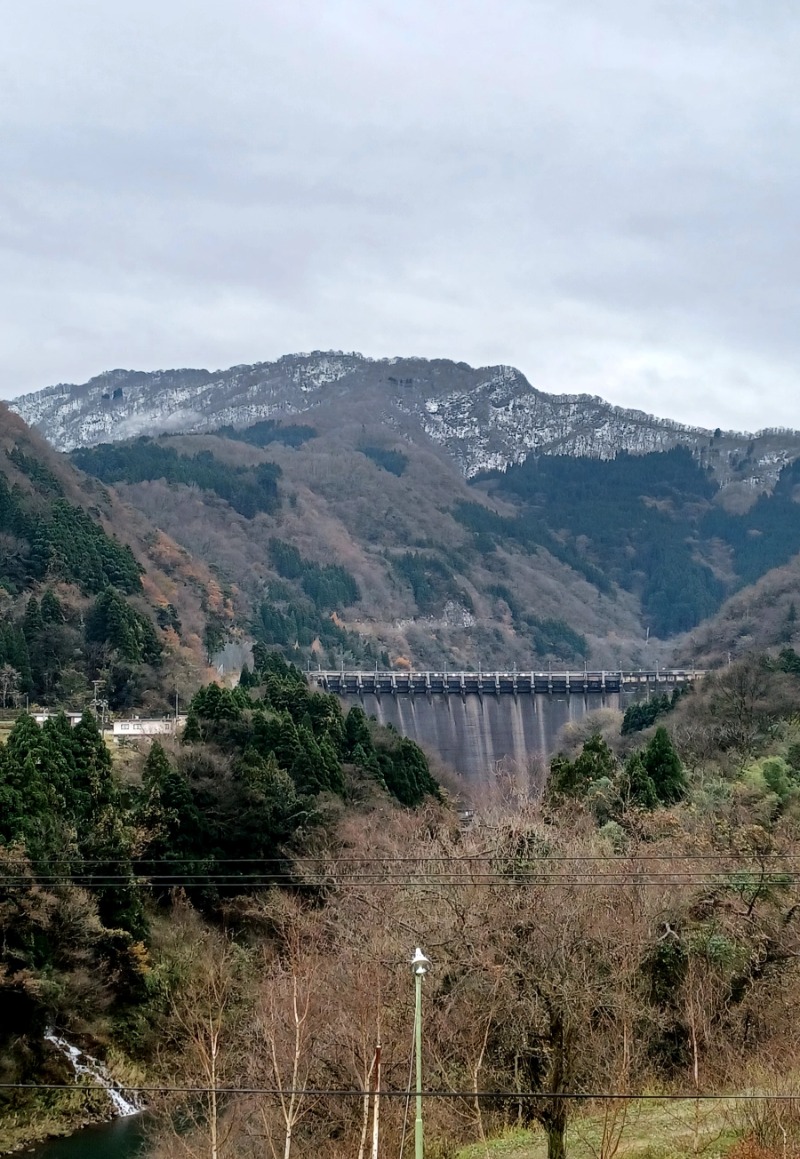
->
45, 1033, 143, 1117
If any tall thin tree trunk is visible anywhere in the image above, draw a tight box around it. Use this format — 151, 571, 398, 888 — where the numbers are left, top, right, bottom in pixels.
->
370, 1044, 381, 1159
209, 1016, 219, 1159
357, 1048, 378, 1159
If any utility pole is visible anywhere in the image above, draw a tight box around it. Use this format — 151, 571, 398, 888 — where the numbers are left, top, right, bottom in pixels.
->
411, 948, 430, 1159
91, 680, 108, 731
371, 1039, 381, 1159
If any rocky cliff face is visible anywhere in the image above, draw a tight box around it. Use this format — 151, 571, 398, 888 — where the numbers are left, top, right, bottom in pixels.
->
13, 351, 799, 484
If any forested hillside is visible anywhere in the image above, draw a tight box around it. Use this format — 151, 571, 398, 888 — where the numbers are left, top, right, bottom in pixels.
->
70, 423, 632, 669
0, 405, 237, 709
0, 652, 438, 1153
67, 425, 800, 669
5, 649, 800, 1158
473, 448, 800, 636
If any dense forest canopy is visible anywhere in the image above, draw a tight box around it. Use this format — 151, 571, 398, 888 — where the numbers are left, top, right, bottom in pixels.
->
0, 654, 438, 1126
0, 458, 142, 597
360, 444, 409, 475
471, 448, 800, 636
71, 439, 282, 519
0, 430, 237, 711
212, 418, 317, 449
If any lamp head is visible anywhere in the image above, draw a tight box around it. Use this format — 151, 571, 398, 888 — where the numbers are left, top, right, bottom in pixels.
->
411, 947, 430, 976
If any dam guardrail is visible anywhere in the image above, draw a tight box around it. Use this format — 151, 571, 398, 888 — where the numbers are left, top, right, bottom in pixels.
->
311, 669, 704, 696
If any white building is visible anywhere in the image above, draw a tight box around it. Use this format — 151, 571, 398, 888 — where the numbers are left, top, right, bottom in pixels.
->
112, 718, 178, 738
33, 711, 84, 726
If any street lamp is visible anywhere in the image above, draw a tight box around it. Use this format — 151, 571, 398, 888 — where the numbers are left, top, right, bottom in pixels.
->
411, 947, 430, 1159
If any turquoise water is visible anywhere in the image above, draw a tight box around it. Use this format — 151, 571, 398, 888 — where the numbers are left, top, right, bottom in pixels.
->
26, 1115, 150, 1158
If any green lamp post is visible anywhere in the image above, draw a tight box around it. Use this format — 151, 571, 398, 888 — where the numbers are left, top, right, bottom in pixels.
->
411, 947, 431, 1159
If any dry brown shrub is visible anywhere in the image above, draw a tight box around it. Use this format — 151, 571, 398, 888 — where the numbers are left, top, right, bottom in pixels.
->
728, 1138, 800, 1159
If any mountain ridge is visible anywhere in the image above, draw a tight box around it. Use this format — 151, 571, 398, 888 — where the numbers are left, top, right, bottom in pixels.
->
12, 353, 800, 672
13, 351, 800, 487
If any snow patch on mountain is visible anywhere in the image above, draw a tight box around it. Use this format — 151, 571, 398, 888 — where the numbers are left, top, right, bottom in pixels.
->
10, 351, 800, 487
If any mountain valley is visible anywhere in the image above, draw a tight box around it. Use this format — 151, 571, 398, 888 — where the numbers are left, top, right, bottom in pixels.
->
11, 352, 800, 671
6, 359, 800, 1159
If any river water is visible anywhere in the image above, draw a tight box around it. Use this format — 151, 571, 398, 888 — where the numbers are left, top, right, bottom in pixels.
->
29, 691, 622, 1159
26, 1115, 150, 1159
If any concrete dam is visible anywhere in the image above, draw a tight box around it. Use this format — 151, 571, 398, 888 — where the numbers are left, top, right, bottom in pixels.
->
351, 689, 623, 780
310, 670, 700, 781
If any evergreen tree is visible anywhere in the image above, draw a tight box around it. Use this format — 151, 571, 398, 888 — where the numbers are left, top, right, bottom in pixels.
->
642, 726, 687, 805
778, 648, 800, 676
318, 735, 345, 793
0, 717, 51, 850
67, 711, 145, 935
548, 735, 617, 800
293, 726, 327, 793
621, 751, 658, 810
344, 705, 373, 757
351, 742, 381, 777
548, 753, 580, 799
22, 596, 43, 641
40, 589, 63, 624
86, 587, 162, 665
380, 738, 439, 806
141, 741, 203, 870
275, 714, 302, 770
71, 711, 117, 816
182, 708, 203, 745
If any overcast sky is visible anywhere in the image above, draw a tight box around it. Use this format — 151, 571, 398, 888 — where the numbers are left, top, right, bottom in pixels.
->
2, 0, 799, 429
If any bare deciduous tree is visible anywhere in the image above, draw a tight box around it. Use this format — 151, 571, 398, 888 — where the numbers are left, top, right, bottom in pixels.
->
0, 664, 20, 709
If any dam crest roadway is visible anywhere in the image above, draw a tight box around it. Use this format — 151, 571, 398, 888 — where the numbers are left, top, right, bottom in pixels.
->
312, 669, 703, 696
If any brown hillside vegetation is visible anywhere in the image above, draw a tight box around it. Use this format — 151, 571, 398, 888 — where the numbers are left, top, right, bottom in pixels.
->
676, 555, 800, 668
17, 353, 800, 672
145, 656, 800, 1159
0, 404, 237, 702
113, 412, 650, 670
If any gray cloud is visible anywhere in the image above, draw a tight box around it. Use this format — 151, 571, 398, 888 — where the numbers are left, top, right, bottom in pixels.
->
2, 0, 799, 430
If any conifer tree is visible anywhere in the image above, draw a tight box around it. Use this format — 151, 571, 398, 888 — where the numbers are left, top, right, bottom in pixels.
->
642, 726, 687, 805
381, 737, 438, 806
548, 734, 617, 800
0, 718, 51, 849
40, 589, 63, 624
344, 704, 373, 757
293, 726, 327, 792
141, 741, 201, 869
68, 711, 145, 935
22, 595, 43, 641
275, 714, 302, 770
182, 708, 203, 745
621, 751, 658, 810
318, 735, 345, 793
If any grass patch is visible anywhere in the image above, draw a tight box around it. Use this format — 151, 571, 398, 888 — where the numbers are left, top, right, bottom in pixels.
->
456, 1099, 742, 1159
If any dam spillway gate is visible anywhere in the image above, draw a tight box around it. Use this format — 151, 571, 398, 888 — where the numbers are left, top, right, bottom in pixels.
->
311, 670, 702, 696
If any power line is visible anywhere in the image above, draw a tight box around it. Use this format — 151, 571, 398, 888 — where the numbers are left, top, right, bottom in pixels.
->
2, 1083, 799, 1101
15, 854, 800, 864
0, 880, 795, 890
3, 871, 793, 885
